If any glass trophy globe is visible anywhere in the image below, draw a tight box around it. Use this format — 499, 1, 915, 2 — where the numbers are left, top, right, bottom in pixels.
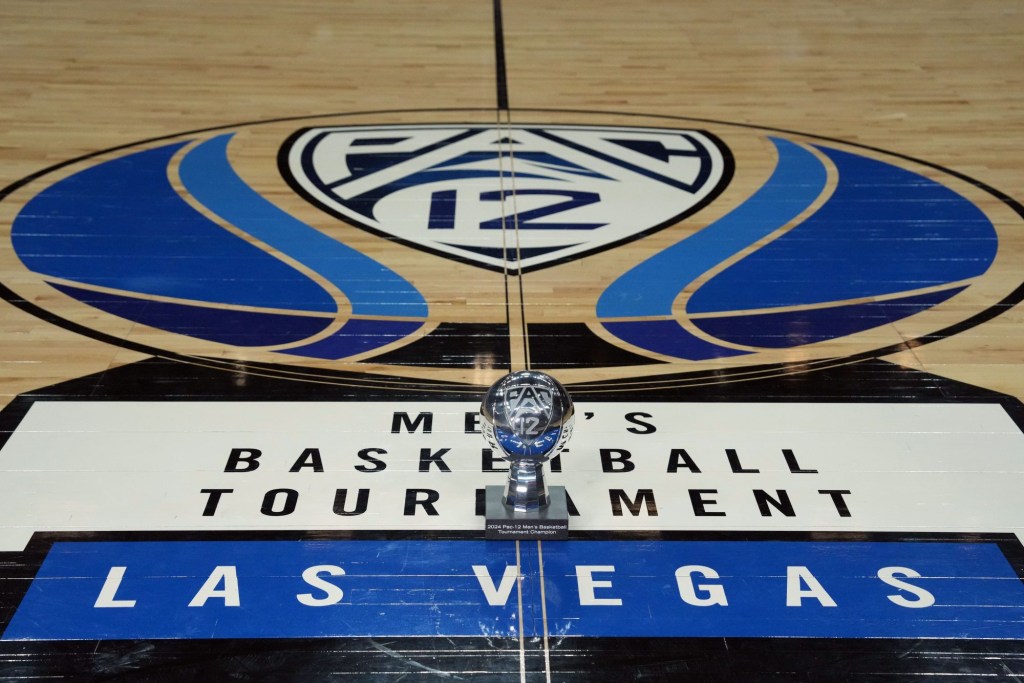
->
480, 370, 575, 512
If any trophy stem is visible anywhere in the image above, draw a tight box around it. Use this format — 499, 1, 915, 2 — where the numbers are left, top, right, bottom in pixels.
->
504, 460, 549, 512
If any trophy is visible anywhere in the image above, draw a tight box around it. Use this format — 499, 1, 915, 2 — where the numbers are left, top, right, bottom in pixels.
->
480, 370, 574, 540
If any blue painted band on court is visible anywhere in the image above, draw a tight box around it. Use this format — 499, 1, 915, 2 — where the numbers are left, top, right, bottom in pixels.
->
5, 539, 1023, 640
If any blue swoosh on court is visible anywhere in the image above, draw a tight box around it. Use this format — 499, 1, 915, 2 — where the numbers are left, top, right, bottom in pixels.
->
597, 137, 828, 319
687, 144, 997, 313
178, 133, 428, 319
11, 141, 337, 313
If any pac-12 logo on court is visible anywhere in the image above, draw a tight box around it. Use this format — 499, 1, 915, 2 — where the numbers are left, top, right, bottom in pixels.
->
0, 110, 1020, 384
281, 125, 729, 272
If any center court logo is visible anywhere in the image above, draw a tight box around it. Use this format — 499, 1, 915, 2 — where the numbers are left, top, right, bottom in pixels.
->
282, 125, 729, 272
0, 110, 1019, 381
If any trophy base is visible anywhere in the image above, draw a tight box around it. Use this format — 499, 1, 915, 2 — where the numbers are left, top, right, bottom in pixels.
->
484, 485, 568, 540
